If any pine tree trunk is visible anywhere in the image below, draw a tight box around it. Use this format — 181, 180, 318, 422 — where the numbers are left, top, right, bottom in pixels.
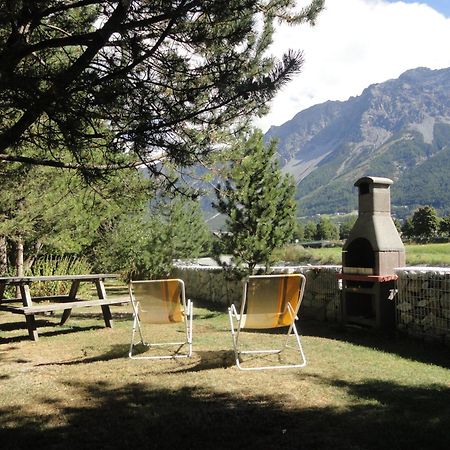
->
0, 235, 7, 275
16, 237, 24, 277
24, 241, 43, 273
15, 237, 25, 297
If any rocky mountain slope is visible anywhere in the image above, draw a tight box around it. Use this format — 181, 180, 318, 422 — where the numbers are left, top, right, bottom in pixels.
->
265, 67, 450, 217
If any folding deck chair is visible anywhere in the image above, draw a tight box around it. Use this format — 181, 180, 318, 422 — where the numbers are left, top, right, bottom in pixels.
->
228, 273, 307, 370
128, 279, 193, 359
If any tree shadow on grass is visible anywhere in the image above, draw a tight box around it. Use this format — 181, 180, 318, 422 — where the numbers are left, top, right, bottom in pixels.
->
36, 346, 236, 372
0, 317, 57, 332
35, 344, 130, 366
193, 299, 229, 313
166, 350, 236, 372
0, 312, 130, 344
194, 300, 450, 369
0, 376, 449, 450
300, 319, 450, 370
0, 318, 105, 344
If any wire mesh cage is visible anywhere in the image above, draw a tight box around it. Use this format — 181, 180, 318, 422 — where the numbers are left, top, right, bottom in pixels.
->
396, 267, 450, 343
296, 266, 342, 322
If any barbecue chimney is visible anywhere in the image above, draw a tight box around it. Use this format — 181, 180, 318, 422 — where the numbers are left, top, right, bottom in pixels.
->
340, 176, 405, 328
343, 176, 405, 275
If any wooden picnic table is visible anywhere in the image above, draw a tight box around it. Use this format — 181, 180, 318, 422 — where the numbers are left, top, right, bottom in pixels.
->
0, 274, 128, 341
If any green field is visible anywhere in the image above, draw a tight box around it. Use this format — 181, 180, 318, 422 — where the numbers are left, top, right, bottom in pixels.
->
404, 242, 450, 267
275, 242, 450, 267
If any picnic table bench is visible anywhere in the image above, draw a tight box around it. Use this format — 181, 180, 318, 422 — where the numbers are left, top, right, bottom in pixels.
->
0, 274, 128, 341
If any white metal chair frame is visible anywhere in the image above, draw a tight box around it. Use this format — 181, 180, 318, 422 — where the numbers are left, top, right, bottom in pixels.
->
228, 274, 307, 370
128, 279, 193, 360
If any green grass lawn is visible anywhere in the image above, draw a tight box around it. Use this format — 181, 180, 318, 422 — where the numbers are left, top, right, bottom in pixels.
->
277, 242, 450, 267
1, 295, 449, 450
404, 242, 450, 267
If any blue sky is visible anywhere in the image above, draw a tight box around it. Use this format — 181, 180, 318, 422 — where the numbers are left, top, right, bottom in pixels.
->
257, 0, 450, 130
389, 1, 450, 17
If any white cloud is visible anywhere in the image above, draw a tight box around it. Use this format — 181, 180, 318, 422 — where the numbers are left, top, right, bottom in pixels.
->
256, 0, 450, 131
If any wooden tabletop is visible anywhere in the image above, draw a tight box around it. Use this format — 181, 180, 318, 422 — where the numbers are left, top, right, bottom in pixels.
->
0, 274, 118, 284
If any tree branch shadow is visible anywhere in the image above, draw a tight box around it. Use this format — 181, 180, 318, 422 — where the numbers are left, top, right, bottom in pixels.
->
0, 376, 448, 450
300, 318, 450, 369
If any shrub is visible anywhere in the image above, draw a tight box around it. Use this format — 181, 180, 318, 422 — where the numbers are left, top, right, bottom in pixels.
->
27, 255, 93, 297
271, 245, 314, 265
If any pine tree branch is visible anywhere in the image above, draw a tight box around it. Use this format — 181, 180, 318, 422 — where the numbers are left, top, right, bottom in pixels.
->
0, 153, 139, 171
0, 0, 131, 154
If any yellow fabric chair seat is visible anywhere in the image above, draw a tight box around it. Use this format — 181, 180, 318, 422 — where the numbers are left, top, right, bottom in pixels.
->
228, 274, 307, 370
128, 279, 193, 360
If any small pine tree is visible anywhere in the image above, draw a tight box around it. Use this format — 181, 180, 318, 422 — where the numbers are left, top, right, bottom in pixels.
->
167, 198, 211, 260
93, 197, 211, 280
401, 218, 414, 240
315, 217, 339, 240
303, 221, 317, 241
439, 216, 450, 237
411, 206, 440, 241
213, 130, 297, 274
292, 222, 305, 242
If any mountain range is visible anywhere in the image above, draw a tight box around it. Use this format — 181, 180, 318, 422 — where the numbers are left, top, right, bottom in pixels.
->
265, 66, 450, 218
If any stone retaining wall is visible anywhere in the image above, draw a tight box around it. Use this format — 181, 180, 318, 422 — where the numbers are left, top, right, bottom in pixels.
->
171, 264, 342, 321
172, 264, 450, 344
395, 267, 450, 345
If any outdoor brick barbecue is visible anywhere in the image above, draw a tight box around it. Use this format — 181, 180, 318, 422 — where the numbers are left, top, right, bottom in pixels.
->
340, 176, 405, 328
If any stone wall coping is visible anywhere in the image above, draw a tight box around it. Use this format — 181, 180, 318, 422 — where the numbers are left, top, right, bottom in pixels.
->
175, 262, 450, 275
395, 266, 450, 274
173, 263, 342, 272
